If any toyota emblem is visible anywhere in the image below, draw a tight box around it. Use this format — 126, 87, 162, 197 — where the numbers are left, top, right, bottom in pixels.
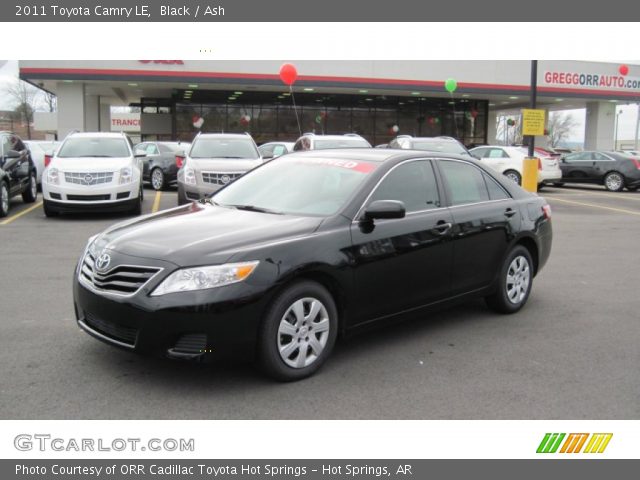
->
221, 175, 231, 185
84, 174, 94, 184
95, 252, 111, 271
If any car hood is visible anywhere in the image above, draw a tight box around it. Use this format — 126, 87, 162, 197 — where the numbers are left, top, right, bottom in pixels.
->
186, 157, 263, 173
95, 203, 323, 266
51, 157, 132, 171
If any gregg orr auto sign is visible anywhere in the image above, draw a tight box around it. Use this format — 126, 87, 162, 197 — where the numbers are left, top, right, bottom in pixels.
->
543, 69, 640, 92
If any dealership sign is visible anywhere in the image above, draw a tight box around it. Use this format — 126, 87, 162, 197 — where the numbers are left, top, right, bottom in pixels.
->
543, 70, 640, 91
111, 113, 140, 132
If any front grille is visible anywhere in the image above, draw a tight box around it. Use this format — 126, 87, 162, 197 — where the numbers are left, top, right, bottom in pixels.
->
80, 251, 162, 295
67, 194, 111, 201
65, 171, 114, 186
84, 311, 138, 346
201, 171, 242, 186
172, 334, 207, 354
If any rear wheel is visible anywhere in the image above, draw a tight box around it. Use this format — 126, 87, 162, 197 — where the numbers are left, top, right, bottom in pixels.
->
485, 245, 534, 314
22, 172, 37, 203
604, 171, 624, 192
151, 168, 165, 191
43, 199, 59, 217
504, 170, 522, 185
257, 281, 338, 381
0, 182, 9, 218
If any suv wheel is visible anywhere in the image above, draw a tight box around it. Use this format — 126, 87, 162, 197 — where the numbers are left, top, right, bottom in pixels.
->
504, 170, 522, 185
0, 182, 9, 218
258, 281, 338, 381
43, 199, 59, 217
485, 245, 534, 314
22, 172, 37, 203
131, 185, 143, 215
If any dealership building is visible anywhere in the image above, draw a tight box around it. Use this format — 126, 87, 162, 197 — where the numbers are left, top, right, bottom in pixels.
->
19, 60, 640, 148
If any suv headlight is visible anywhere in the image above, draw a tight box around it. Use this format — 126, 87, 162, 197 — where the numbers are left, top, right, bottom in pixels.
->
46, 167, 59, 185
119, 166, 133, 184
151, 261, 259, 296
183, 166, 197, 186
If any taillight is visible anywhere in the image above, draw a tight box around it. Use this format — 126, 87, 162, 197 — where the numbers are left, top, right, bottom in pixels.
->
176, 155, 185, 168
537, 158, 542, 170
44, 154, 52, 167
631, 158, 640, 170
542, 204, 552, 220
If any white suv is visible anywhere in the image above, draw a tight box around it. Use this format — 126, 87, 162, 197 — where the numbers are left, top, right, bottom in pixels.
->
469, 145, 562, 187
42, 132, 144, 217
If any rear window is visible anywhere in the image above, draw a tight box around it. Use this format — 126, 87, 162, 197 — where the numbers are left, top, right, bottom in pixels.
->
412, 140, 467, 155
190, 138, 259, 159
57, 137, 130, 158
313, 139, 371, 150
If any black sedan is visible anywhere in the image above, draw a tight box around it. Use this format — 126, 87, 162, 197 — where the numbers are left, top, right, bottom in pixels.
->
134, 141, 190, 191
73, 149, 552, 381
557, 151, 640, 192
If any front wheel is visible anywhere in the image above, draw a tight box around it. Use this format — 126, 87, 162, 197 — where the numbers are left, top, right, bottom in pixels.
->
485, 245, 534, 314
43, 199, 59, 217
22, 172, 37, 203
0, 182, 9, 218
257, 281, 338, 381
504, 170, 522, 185
604, 171, 624, 192
130, 185, 143, 215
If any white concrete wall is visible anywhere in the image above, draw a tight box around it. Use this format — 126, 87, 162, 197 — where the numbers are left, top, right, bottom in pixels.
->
56, 82, 85, 138
585, 101, 616, 150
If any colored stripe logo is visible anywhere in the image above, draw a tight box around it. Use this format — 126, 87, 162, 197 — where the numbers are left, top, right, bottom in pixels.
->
537, 433, 612, 453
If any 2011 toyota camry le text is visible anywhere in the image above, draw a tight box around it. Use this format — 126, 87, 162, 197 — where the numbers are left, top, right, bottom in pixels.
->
73, 149, 552, 381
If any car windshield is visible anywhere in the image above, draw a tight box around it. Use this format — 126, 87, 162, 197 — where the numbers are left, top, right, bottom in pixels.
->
57, 137, 130, 158
190, 138, 259, 159
162, 142, 190, 152
313, 139, 370, 150
213, 156, 379, 216
412, 140, 467, 155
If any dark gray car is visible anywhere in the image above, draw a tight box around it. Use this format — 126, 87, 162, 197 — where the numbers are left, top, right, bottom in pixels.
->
135, 141, 190, 191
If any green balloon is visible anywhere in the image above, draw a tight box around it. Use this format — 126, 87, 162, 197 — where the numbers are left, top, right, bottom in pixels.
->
444, 78, 457, 93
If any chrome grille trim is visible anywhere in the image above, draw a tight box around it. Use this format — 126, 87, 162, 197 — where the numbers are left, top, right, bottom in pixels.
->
201, 171, 243, 185
64, 171, 114, 186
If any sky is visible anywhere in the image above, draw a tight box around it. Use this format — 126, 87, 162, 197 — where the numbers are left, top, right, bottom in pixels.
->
2, 60, 639, 144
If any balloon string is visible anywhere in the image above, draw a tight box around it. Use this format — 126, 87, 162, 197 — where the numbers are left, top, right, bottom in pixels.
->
290, 85, 302, 137
450, 92, 460, 139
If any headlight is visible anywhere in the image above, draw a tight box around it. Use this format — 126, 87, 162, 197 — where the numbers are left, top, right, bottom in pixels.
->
86, 234, 99, 256
119, 166, 133, 184
46, 167, 59, 185
183, 166, 197, 186
151, 261, 259, 296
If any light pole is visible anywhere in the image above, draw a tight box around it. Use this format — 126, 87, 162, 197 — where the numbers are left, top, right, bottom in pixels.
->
634, 103, 640, 150
613, 110, 622, 150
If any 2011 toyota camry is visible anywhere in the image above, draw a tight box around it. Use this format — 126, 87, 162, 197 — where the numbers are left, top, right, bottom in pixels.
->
74, 149, 553, 381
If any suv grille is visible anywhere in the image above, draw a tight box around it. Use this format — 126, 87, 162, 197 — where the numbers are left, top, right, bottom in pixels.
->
80, 251, 162, 295
65, 171, 114, 185
201, 172, 242, 185
84, 311, 138, 346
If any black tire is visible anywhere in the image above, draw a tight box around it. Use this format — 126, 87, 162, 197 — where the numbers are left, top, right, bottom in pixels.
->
485, 245, 534, 314
22, 172, 37, 203
504, 170, 522, 185
552, 182, 565, 187
150, 167, 166, 191
626, 186, 638, 192
177, 187, 189, 205
603, 171, 625, 192
130, 185, 143, 215
257, 280, 338, 381
43, 199, 59, 217
0, 181, 9, 218
537, 183, 544, 191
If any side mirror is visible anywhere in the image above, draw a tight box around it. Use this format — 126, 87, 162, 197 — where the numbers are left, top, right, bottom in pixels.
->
363, 200, 406, 221
134, 153, 147, 158
261, 154, 274, 160
3, 149, 21, 159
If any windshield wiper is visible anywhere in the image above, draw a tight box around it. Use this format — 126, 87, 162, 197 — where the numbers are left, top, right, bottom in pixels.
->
226, 204, 284, 215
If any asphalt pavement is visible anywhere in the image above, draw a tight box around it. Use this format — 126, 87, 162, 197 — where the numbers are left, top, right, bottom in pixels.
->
0, 185, 639, 419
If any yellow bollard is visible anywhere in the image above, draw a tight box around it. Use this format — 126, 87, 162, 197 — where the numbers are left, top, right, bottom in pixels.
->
522, 156, 539, 193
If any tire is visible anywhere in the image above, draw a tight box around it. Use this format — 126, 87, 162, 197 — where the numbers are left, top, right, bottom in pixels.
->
22, 172, 37, 203
257, 281, 338, 381
504, 170, 522, 185
626, 186, 638, 192
552, 182, 565, 187
604, 171, 624, 192
150, 168, 166, 191
43, 199, 59, 217
130, 185, 143, 215
177, 187, 189, 205
485, 245, 534, 314
537, 183, 544, 191
0, 182, 9, 218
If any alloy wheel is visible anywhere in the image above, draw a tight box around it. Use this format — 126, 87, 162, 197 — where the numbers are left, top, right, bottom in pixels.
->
506, 255, 530, 304
277, 297, 330, 369
30, 174, 37, 198
506, 172, 521, 185
1, 184, 8, 215
151, 169, 164, 190
605, 173, 623, 191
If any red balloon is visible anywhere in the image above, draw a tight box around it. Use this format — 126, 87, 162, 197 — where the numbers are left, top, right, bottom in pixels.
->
279, 63, 298, 86
619, 64, 629, 76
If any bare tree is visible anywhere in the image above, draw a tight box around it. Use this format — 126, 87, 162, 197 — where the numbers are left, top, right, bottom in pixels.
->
43, 91, 57, 113
547, 112, 579, 148
2, 80, 41, 139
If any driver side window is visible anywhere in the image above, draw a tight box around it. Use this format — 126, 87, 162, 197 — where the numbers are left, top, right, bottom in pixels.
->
368, 161, 440, 213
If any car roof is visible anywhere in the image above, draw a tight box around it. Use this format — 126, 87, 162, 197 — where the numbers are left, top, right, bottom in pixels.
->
196, 133, 254, 139
285, 148, 471, 164
67, 132, 127, 138
306, 135, 367, 141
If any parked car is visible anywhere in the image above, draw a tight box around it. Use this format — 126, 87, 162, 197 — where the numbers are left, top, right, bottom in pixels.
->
469, 145, 562, 187
292, 133, 371, 151
620, 150, 640, 156
177, 133, 262, 205
556, 151, 640, 192
0, 132, 38, 217
388, 135, 473, 157
24, 140, 61, 187
135, 141, 190, 191
42, 132, 145, 217
74, 149, 552, 381
258, 141, 294, 159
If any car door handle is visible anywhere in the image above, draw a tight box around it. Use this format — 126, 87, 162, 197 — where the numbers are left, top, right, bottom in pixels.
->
504, 208, 516, 218
432, 221, 452, 235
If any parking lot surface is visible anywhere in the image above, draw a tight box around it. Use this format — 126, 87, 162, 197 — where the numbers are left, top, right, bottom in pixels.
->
1, 185, 639, 419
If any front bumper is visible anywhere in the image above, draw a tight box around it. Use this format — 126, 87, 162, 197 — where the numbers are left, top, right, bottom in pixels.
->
538, 168, 562, 184
45, 197, 138, 213
73, 262, 271, 362
177, 181, 223, 203
43, 180, 139, 206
